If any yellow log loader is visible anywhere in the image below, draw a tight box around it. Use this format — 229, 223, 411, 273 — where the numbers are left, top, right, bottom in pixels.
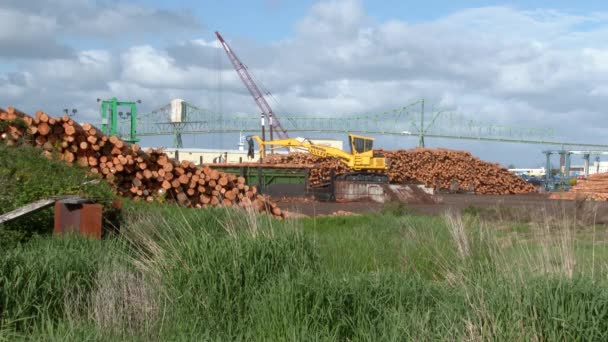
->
246, 134, 435, 203
246, 134, 389, 183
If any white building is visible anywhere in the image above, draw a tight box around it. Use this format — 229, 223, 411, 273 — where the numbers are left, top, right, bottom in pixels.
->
149, 138, 344, 165
571, 161, 608, 175
508, 168, 546, 177
163, 148, 255, 164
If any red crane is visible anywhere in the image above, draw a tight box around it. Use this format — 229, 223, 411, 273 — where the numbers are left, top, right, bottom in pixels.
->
215, 31, 288, 141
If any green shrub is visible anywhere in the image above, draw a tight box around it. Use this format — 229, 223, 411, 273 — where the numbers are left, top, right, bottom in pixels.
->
0, 145, 115, 248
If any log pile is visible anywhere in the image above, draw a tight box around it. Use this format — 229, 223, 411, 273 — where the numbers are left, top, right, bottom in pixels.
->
263, 148, 535, 195
381, 149, 535, 194
549, 174, 608, 201
263, 153, 348, 186
0, 107, 284, 217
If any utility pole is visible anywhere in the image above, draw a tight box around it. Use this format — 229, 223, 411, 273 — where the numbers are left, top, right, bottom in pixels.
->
418, 99, 425, 147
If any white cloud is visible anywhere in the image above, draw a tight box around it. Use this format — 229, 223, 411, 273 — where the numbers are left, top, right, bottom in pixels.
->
0, 0, 199, 60
120, 45, 241, 91
2, 0, 608, 165
0, 8, 72, 58
583, 48, 608, 72
29, 50, 115, 88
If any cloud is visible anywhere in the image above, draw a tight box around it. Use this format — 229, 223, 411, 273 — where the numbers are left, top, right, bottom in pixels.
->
2, 0, 608, 165
67, 3, 200, 37
0, 8, 73, 59
2, 0, 200, 36
0, 0, 200, 59
120, 45, 242, 92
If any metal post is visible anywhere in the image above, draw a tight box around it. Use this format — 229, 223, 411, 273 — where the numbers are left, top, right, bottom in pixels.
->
269, 113, 274, 154
130, 103, 137, 144
172, 123, 183, 148
260, 113, 266, 156
110, 97, 118, 136
565, 152, 572, 184
257, 165, 263, 193
558, 150, 566, 187
101, 102, 108, 135
545, 151, 551, 190
419, 99, 425, 147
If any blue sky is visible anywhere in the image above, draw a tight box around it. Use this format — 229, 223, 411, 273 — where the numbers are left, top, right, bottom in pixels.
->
145, 0, 608, 42
1, 0, 608, 167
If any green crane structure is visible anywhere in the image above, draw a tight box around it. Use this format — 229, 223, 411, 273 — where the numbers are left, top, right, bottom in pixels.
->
98, 97, 140, 144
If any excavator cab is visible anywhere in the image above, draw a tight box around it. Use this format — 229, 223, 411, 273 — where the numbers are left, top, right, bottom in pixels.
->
349, 134, 374, 155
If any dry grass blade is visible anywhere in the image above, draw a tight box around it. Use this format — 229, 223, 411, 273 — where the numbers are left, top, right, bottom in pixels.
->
444, 210, 470, 259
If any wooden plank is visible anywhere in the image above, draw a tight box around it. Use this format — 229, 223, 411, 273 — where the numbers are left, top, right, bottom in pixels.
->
0, 199, 55, 224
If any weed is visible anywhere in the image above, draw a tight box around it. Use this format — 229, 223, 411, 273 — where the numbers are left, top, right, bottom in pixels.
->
1, 201, 608, 340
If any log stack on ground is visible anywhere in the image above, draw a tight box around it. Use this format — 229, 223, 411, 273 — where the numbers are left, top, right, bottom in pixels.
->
381, 149, 535, 194
262, 153, 349, 187
0, 107, 283, 218
262, 148, 535, 195
549, 174, 608, 201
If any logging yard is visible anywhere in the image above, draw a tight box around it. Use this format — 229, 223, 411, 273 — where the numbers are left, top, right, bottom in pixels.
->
3, 101, 608, 340
1, 30, 608, 339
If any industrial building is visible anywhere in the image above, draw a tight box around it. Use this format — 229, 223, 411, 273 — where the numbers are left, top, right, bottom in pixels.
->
508, 168, 546, 177
164, 148, 254, 165
157, 138, 343, 165
571, 161, 608, 176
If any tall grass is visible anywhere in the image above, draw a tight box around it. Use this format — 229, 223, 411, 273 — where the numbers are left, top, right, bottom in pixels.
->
0, 235, 126, 337
121, 205, 318, 339
2, 203, 608, 340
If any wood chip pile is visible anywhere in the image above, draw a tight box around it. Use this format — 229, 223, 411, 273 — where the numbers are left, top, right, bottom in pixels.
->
263, 148, 536, 195
0, 107, 284, 217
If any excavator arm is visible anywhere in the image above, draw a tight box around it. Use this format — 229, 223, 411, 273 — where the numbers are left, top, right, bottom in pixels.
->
247, 135, 355, 164
246, 134, 386, 171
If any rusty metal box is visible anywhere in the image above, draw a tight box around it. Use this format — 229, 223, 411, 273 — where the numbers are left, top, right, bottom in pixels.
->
53, 202, 102, 239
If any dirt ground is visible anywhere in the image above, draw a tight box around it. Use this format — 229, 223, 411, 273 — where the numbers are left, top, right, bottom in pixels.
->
276, 193, 608, 223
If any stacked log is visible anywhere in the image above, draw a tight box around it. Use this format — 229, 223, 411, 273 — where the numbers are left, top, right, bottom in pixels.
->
0, 107, 283, 218
263, 153, 348, 186
381, 149, 535, 194
262, 148, 535, 195
549, 174, 608, 201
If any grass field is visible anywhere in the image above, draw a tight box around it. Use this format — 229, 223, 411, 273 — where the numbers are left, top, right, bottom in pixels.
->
2, 201, 608, 341
2, 144, 608, 340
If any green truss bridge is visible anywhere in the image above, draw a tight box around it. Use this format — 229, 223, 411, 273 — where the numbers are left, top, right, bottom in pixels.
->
102, 99, 608, 150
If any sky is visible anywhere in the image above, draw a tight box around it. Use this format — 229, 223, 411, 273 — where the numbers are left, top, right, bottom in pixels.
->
1, 0, 607, 168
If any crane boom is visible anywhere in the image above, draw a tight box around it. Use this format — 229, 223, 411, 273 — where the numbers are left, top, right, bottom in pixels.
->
215, 31, 288, 139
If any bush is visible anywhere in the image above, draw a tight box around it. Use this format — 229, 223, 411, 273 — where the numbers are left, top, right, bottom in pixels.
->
0, 145, 115, 248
